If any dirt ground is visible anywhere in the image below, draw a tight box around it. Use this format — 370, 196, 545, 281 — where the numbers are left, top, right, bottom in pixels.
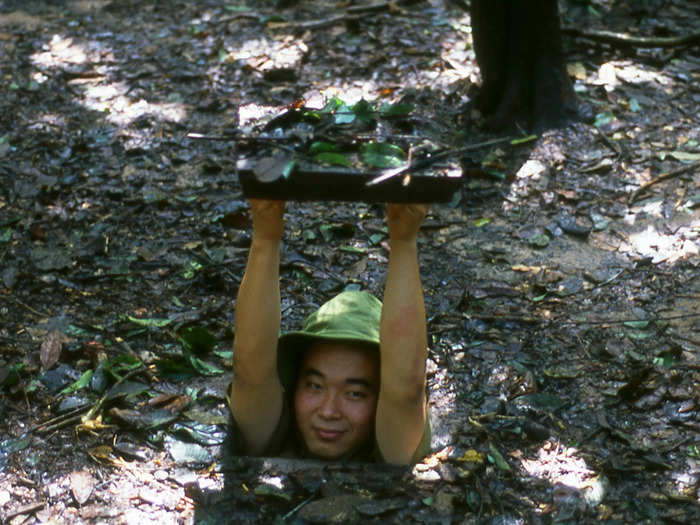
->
0, 0, 698, 523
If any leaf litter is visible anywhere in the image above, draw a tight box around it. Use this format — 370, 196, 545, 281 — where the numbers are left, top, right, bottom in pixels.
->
0, 0, 699, 523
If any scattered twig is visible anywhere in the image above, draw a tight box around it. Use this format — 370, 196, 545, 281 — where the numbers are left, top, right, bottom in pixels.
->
588, 268, 626, 291
442, 231, 472, 244
113, 338, 158, 383
215, 12, 263, 25
560, 312, 700, 326
429, 310, 541, 325
31, 404, 92, 434
282, 492, 317, 522
657, 436, 692, 454
290, 14, 358, 31
3, 501, 46, 521
284, 259, 346, 285
355, 133, 433, 143
430, 323, 460, 334
5, 295, 48, 318
563, 27, 700, 48
430, 310, 700, 328
33, 413, 84, 436
14, 476, 38, 488
629, 161, 700, 204
78, 366, 148, 425
32, 365, 147, 436
281, 301, 320, 316
592, 126, 622, 158
267, 0, 411, 31
420, 219, 472, 230
345, 1, 407, 15
188, 132, 270, 142
670, 333, 700, 347
672, 184, 688, 212
187, 132, 302, 154
462, 313, 542, 324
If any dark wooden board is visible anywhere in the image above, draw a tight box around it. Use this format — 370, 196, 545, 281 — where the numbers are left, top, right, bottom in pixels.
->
237, 159, 462, 203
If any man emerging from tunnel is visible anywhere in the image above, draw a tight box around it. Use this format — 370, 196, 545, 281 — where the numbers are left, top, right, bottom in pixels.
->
228, 200, 431, 464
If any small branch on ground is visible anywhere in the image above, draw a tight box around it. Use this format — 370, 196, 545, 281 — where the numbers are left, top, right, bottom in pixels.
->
269, 0, 412, 31
32, 366, 147, 435
593, 127, 623, 159
629, 161, 700, 204
113, 338, 158, 383
5, 295, 48, 318
31, 404, 91, 434
3, 501, 46, 521
345, 1, 406, 15
430, 310, 700, 327
563, 27, 700, 48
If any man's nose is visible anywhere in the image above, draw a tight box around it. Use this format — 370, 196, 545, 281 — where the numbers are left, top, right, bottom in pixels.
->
318, 391, 341, 419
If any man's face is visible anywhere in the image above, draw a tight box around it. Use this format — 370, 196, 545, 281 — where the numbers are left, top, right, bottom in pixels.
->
293, 341, 379, 460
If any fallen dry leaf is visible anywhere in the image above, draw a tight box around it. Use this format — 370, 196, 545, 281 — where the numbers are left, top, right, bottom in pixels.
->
567, 61, 587, 80
70, 470, 94, 505
40, 330, 64, 370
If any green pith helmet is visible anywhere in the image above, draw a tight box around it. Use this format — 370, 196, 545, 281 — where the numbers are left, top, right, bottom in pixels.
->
277, 290, 382, 392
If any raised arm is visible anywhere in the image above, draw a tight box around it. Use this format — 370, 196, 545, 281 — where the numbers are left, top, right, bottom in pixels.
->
376, 203, 429, 464
230, 199, 285, 454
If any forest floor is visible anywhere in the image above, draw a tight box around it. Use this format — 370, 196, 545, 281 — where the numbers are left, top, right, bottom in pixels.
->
0, 0, 698, 523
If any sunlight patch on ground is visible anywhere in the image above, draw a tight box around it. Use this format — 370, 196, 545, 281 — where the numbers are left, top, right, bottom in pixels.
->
225, 34, 391, 109
223, 35, 307, 77
66, 0, 113, 14
614, 63, 672, 86
316, 84, 381, 106
238, 103, 284, 127
82, 87, 187, 127
434, 13, 477, 93
31, 34, 88, 66
313, 66, 471, 106
621, 200, 700, 263
30, 34, 186, 127
254, 469, 291, 500
227, 24, 476, 106
501, 159, 549, 209
669, 458, 700, 501
595, 61, 673, 92
439, 43, 476, 89
408, 57, 473, 97
625, 222, 699, 264
519, 440, 604, 505
501, 149, 699, 265
258, 473, 285, 490
31, 113, 68, 130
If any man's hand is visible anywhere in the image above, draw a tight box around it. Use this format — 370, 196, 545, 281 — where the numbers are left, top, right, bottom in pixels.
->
386, 203, 429, 243
250, 199, 285, 242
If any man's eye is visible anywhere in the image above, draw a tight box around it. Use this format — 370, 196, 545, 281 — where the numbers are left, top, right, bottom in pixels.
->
307, 382, 322, 391
347, 390, 366, 399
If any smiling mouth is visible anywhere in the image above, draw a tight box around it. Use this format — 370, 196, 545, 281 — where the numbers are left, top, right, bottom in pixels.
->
314, 428, 345, 441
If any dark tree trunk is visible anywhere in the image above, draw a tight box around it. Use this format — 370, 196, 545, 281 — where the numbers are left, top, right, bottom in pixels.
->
471, 0, 582, 131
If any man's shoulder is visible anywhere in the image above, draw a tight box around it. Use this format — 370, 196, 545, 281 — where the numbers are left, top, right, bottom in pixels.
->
229, 391, 297, 457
